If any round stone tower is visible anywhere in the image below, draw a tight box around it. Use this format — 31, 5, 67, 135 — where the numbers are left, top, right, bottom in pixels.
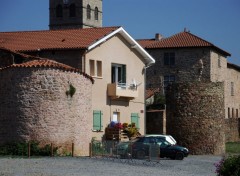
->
0, 59, 93, 156
166, 82, 225, 155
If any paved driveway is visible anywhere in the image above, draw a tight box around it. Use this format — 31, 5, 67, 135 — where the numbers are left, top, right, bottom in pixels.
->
0, 155, 221, 176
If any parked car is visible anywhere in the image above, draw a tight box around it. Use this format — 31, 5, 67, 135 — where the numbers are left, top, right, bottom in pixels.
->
114, 141, 131, 158
115, 136, 189, 160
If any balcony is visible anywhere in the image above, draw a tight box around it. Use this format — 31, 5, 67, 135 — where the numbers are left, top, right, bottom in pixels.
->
107, 83, 139, 100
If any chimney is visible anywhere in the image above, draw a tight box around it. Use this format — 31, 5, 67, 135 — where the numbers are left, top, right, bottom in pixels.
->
155, 33, 163, 41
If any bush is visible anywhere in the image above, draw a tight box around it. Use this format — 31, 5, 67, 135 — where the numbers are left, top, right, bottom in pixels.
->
0, 141, 58, 156
215, 155, 240, 176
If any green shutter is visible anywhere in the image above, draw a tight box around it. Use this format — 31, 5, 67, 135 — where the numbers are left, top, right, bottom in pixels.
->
131, 113, 139, 129
93, 110, 102, 131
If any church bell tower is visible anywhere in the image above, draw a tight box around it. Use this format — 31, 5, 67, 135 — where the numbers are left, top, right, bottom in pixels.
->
49, 0, 102, 30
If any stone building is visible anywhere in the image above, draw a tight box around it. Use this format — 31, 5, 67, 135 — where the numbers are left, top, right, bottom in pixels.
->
138, 30, 239, 120
138, 30, 240, 154
49, 0, 102, 29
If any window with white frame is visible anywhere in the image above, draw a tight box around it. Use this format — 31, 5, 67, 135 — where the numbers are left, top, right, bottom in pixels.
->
111, 64, 126, 84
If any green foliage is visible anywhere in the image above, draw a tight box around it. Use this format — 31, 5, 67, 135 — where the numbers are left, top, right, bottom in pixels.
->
127, 127, 138, 138
123, 123, 139, 138
91, 139, 107, 155
0, 141, 58, 156
66, 84, 76, 97
60, 149, 72, 156
0, 142, 28, 156
215, 155, 240, 176
226, 142, 240, 154
154, 94, 166, 104
147, 93, 166, 110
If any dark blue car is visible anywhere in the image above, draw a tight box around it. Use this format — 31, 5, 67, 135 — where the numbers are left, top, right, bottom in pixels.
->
116, 136, 189, 160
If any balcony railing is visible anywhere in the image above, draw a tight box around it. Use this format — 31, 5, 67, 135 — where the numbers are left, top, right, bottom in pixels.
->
107, 83, 139, 99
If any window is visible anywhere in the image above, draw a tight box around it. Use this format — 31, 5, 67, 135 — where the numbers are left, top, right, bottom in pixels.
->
164, 75, 175, 88
218, 55, 221, 68
87, 4, 91, 19
97, 61, 102, 77
95, 7, 99, 20
236, 109, 239, 118
93, 110, 103, 131
153, 70, 157, 75
63, 0, 69, 5
164, 53, 175, 66
232, 108, 235, 118
89, 60, 95, 76
231, 82, 234, 96
131, 113, 139, 129
111, 64, 126, 84
228, 107, 231, 118
56, 4, 63, 17
69, 3, 76, 17
112, 112, 120, 122
89, 60, 102, 77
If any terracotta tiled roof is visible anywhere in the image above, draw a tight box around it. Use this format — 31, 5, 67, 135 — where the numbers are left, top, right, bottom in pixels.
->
146, 88, 160, 99
0, 27, 119, 52
144, 31, 231, 56
137, 39, 157, 48
227, 62, 240, 72
0, 47, 40, 60
0, 49, 94, 83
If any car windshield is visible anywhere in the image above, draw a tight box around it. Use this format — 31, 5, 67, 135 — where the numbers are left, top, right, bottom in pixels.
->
158, 139, 171, 147
145, 135, 176, 145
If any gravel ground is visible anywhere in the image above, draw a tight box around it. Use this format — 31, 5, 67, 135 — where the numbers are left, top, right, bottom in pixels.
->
0, 155, 221, 176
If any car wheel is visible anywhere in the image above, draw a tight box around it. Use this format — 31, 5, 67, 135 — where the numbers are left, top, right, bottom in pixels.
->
175, 152, 184, 160
136, 150, 146, 159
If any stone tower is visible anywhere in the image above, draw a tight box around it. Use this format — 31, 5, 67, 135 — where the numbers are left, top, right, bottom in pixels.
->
49, 0, 102, 30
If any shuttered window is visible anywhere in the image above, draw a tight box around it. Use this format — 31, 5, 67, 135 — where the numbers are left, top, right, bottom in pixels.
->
131, 113, 139, 129
93, 110, 103, 131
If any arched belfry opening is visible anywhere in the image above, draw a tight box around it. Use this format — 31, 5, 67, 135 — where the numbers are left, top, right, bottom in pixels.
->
49, 0, 103, 30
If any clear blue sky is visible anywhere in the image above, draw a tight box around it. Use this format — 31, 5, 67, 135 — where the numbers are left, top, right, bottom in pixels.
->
0, 0, 240, 65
